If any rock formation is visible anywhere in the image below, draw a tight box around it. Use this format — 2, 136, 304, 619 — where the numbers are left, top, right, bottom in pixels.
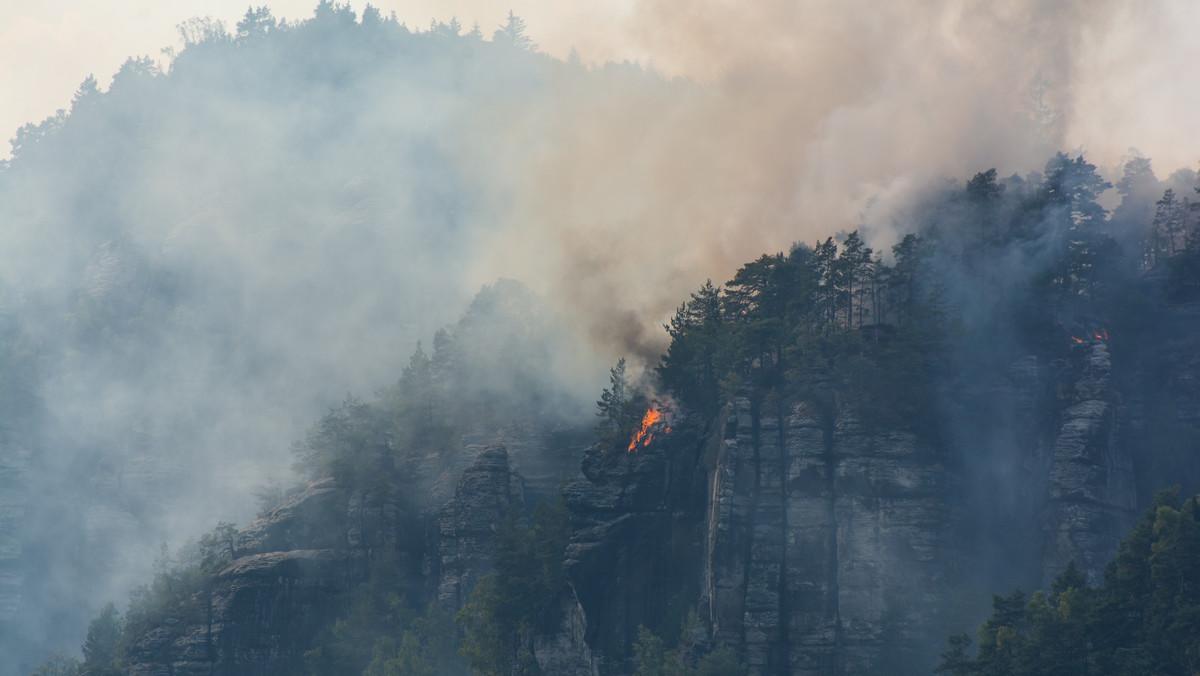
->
1041, 340, 1136, 586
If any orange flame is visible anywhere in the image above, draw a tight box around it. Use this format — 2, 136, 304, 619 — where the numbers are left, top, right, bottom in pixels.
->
628, 407, 671, 453
1093, 329, 1108, 340
1071, 336, 1083, 344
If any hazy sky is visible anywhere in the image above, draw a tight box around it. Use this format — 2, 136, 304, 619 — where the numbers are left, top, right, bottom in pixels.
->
3, 1, 1198, 173
2, 1, 635, 154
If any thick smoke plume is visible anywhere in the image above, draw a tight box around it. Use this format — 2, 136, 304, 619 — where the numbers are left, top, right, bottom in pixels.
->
460, 0, 1199, 358
0, 0, 1196, 671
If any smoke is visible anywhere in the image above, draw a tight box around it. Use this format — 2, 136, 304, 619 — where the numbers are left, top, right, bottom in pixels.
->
459, 0, 1199, 361
1, 0, 1197, 671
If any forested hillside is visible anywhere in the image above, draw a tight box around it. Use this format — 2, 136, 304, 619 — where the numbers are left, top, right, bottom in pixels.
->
935, 489, 1200, 676
4, 2, 1200, 676
0, 5, 614, 670
25, 147, 1200, 675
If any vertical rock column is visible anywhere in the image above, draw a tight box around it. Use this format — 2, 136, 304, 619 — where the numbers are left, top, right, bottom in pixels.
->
743, 407, 787, 672
435, 444, 524, 609
783, 404, 839, 675
705, 400, 755, 652
831, 415, 955, 674
1042, 340, 1137, 585
706, 399, 959, 675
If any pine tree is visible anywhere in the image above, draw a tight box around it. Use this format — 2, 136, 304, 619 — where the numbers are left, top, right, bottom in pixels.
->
81, 602, 122, 676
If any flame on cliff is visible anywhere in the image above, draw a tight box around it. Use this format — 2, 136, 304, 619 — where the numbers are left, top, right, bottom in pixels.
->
628, 406, 672, 453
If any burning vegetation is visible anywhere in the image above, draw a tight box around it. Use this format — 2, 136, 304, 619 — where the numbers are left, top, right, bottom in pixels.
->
627, 406, 672, 453
1067, 327, 1108, 344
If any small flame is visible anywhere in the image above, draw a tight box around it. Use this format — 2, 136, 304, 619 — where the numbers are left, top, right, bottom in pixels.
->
1093, 329, 1108, 340
628, 406, 671, 453
1071, 336, 1083, 344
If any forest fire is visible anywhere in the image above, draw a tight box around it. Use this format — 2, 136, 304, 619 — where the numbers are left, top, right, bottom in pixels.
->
1068, 329, 1108, 344
628, 406, 671, 453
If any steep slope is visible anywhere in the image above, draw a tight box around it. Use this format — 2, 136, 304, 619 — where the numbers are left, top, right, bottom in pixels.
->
122, 444, 526, 675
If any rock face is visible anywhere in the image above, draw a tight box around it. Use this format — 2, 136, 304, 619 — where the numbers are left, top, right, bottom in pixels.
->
1041, 340, 1136, 586
124, 480, 356, 676
557, 341, 1141, 675
532, 588, 599, 676
120, 444, 532, 676
562, 414, 710, 674
697, 399, 957, 675
436, 445, 524, 609
557, 396, 961, 676
126, 549, 350, 676
108, 336, 1192, 676
237, 478, 346, 557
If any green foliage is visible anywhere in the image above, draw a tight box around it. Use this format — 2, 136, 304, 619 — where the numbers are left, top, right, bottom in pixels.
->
294, 279, 588, 484
596, 358, 648, 447
27, 653, 81, 676
116, 555, 195, 658
1166, 247, 1200, 301
939, 490, 1200, 675
693, 646, 746, 676
197, 521, 240, 571
634, 625, 686, 676
305, 554, 417, 676
293, 395, 393, 484
659, 280, 726, 413
934, 634, 973, 676
457, 498, 571, 675
654, 230, 958, 438
115, 521, 243, 661
1041, 152, 1112, 229
633, 624, 746, 676
363, 604, 467, 676
385, 339, 459, 462
80, 602, 122, 676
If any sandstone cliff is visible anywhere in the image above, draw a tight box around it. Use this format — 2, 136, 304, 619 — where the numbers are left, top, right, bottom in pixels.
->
121, 444, 525, 675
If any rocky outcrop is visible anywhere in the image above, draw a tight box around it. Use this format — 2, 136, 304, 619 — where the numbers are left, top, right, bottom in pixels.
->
1154, 301, 1200, 430
435, 444, 525, 609
237, 478, 346, 556
1042, 340, 1136, 586
208, 550, 351, 674
700, 399, 957, 675
117, 441, 538, 675
99, 324, 1196, 676
125, 549, 350, 676
562, 416, 710, 674
532, 588, 599, 676
122, 478, 357, 676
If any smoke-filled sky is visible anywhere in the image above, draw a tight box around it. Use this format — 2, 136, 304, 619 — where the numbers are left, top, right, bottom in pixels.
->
1, 2, 1198, 669
5, 1, 1199, 171
3, 0, 1198, 429
3, 0, 1199, 461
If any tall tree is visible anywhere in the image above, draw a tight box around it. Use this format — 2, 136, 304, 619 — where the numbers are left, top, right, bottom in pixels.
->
1041, 152, 1112, 230
493, 11, 535, 50
1152, 188, 1186, 259
596, 358, 646, 445
80, 603, 121, 676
